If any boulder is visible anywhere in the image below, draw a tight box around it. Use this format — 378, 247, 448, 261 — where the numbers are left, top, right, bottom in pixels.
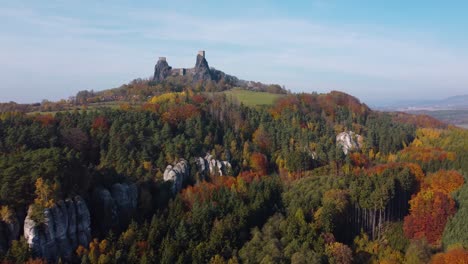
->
336, 131, 363, 154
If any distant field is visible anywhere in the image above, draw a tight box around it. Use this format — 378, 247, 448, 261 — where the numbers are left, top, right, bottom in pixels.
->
222, 89, 285, 107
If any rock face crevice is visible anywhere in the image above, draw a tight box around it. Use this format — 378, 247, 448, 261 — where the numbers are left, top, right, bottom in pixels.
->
23, 196, 91, 261
336, 131, 363, 154
91, 183, 138, 236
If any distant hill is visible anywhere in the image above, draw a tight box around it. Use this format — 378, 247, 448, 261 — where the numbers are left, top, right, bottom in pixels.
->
378, 94, 468, 111
375, 94, 468, 128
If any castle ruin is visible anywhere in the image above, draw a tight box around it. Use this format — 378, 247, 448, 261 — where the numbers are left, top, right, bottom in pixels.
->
153, 50, 210, 82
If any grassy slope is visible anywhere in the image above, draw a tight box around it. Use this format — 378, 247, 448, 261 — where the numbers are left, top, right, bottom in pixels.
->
26, 88, 284, 115
222, 88, 285, 107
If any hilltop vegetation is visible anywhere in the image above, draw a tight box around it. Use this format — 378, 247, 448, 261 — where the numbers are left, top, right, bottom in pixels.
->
0, 88, 467, 263
222, 88, 285, 106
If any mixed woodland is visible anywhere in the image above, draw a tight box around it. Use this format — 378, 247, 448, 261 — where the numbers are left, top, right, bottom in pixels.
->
0, 86, 467, 263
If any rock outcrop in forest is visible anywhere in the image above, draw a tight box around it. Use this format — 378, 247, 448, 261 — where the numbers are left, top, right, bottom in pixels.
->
336, 131, 363, 154
195, 153, 232, 179
23, 196, 91, 261
163, 159, 190, 193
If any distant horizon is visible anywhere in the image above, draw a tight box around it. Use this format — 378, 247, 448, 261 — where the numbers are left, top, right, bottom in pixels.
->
2, 1, 468, 105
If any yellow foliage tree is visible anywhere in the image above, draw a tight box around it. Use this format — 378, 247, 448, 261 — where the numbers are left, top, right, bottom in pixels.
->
34, 178, 58, 208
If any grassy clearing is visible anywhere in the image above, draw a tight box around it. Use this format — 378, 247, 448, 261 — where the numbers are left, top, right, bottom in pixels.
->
222, 88, 285, 107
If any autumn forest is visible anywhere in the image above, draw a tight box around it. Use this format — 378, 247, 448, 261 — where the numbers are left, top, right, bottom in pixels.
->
0, 85, 467, 263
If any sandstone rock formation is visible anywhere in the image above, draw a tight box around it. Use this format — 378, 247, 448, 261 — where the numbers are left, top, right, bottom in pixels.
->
195, 153, 232, 179
111, 183, 138, 227
163, 159, 189, 193
23, 196, 91, 261
336, 131, 363, 154
91, 183, 138, 235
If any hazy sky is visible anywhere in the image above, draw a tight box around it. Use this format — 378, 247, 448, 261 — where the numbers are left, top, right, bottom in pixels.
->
1, 1, 468, 105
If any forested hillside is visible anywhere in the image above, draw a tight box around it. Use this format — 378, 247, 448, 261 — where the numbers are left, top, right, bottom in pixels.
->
0, 90, 467, 263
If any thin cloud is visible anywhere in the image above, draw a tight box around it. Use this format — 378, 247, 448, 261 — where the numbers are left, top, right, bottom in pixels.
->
0, 4, 467, 103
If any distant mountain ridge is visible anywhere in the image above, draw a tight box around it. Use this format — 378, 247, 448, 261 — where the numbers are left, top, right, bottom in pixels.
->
378, 94, 468, 111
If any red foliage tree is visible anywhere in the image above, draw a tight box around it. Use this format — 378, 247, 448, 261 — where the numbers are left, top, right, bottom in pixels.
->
34, 114, 56, 126
250, 152, 268, 175
349, 152, 369, 168
403, 190, 456, 245
92, 116, 109, 131
141, 103, 160, 112
162, 104, 200, 125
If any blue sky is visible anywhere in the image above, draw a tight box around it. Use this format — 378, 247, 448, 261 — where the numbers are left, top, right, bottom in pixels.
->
1, 0, 468, 105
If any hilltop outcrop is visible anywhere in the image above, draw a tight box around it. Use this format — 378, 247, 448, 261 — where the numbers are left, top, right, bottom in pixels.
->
153, 58, 172, 82
153, 51, 212, 83
151, 51, 285, 94
193, 54, 212, 82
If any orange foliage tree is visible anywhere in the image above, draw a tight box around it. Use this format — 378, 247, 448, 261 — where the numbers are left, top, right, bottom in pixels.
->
424, 170, 464, 195
431, 247, 468, 264
399, 146, 456, 163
